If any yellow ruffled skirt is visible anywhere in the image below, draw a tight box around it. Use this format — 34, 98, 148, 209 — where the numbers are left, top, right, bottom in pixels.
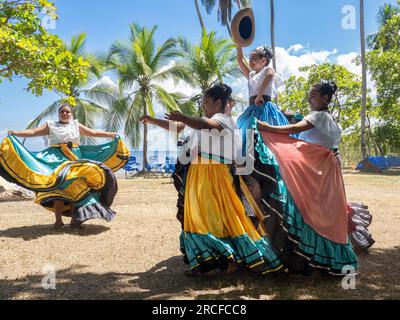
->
181, 157, 283, 274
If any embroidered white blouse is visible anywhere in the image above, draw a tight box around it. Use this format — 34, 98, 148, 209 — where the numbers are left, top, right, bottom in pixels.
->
184, 113, 242, 163
298, 111, 342, 149
47, 120, 81, 145
248, 66, 274, 97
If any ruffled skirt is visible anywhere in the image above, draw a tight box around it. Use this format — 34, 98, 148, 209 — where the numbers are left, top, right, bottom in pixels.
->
0, 135, 129, 223
180, 157, 283, 275
248, 119, 359, 275
237, 101, 290, 154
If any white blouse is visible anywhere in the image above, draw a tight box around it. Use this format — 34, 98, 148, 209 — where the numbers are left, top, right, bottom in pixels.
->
47, 120, 81, 146
184, 113, 242, 163
248, 66, 274, 97
298, 111, 342, 149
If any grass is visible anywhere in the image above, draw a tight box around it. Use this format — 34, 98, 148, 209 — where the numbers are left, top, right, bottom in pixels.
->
0, 172, 399, 300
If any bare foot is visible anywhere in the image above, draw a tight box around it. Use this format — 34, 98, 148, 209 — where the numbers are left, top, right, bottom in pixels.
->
70, 222, 85, 230
53, 222, 65, 229
70, 216, 85, 229
223, 261, 238, 274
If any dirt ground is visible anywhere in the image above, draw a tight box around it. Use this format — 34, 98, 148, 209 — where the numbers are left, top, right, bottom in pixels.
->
0, 172, 399, 300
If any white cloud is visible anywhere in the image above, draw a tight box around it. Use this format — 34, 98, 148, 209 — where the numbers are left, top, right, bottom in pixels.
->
335, 52, 361, 75
275, 47, 339, 80
287, 44, 304, 54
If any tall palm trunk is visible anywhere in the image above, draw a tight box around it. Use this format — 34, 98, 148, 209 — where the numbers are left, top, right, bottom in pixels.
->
270, 0, 278, 104
270, 0, 277, 71
142, 94, 149, 171
194, 0, 206, 31
360, 0, 368, 160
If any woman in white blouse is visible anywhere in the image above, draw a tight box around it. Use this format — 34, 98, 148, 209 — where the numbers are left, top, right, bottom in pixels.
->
9, 104, 118, 228
141, 84, 283, 276
235, 44, 290, 154
252, 80, 373, 275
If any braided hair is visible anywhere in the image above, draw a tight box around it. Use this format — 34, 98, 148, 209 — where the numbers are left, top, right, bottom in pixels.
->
253, 46, 274, 61
204, 84, 233, 113
314, 80, 338, 104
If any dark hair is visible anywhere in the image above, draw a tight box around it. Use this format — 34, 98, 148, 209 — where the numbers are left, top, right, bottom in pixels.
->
204, 84, 233, 112
252, 46, 274, 61
314, 80, 338, 103
58, 103, 73, 113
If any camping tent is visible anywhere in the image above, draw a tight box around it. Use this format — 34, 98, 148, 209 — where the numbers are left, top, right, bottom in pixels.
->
356, 156, 400, 171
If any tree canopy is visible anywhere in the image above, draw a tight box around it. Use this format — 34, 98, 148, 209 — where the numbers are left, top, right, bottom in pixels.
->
0, 0, 89, 96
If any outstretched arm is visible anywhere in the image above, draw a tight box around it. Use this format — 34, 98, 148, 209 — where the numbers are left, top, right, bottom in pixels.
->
79, 124, 117, 138
236, 45, 251, 80
258, 119, 313, 134
165, 112, 223, 131
140, 115, 185, 133
8, 123, 49, 137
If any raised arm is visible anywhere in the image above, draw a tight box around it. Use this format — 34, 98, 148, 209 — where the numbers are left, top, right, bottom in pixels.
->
79, 124, 117, 139
236, 45, 251, 80
8, 123, 49, 138
140, 115, 185, 133
165, 112, 223, 131
258, 119, 313, 134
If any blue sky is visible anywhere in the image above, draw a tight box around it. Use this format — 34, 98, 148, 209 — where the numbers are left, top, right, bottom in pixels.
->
0, 0, 397, 149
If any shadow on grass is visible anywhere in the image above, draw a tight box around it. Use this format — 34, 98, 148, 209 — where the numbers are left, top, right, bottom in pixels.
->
0, 224, 110, 241
1, 246, 399, 300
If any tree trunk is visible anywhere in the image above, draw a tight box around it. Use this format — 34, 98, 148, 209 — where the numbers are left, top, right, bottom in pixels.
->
194, 0, 206, 32
270, 0, 278, 105
142, 95, 149, 171
270, 0, 277, 72
360, 0, 368, 160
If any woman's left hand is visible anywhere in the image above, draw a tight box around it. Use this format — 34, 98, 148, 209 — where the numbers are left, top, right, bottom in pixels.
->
165, 111, 186, 122
255, 95, 265, 106
257, 120, 273, 132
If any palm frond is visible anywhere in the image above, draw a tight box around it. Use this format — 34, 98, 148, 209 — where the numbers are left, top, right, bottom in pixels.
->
26, 100, 62, 129
81, 80, 119, 108
104, 96, 130, 133
152, 84, 181, 112
153, 63, 196, 86
69, 33, 87, 55
86, 53, 115, 80
151, 38, 180, 70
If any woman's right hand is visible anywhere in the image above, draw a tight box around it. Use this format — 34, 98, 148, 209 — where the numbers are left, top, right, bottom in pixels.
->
255, 95, 265, 106
8, 130, 16, 136
140, 115, 153, 124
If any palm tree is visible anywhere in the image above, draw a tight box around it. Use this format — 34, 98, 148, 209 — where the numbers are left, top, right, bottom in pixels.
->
194, 0, 206, 31
201, 0, 251, 35
270, 0, 277, 71
27, 33, 117, 145
107, 23, 196, 170
360, 0, 368, 160
175, 30, 242, 115
367, 3, 399, 49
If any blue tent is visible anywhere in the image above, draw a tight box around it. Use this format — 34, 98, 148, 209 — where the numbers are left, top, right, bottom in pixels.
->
356, 156, 400, 170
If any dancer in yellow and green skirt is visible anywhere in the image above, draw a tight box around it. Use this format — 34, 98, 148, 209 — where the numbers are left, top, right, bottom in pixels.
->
142, 84, 283, 276
0, 104, 129, 229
